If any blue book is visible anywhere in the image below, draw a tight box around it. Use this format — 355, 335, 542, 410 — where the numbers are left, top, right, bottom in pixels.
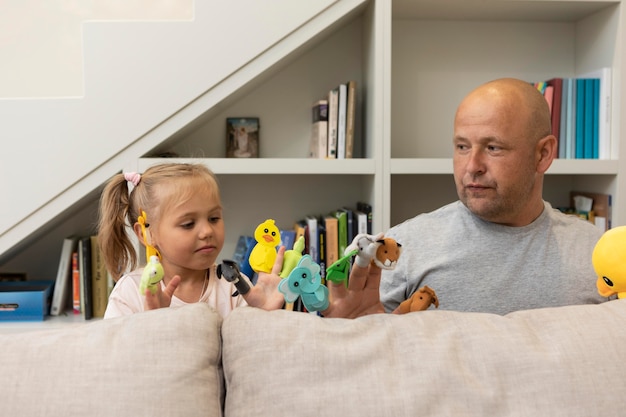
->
583, 78, 594, 159
232, 236, 256, 282
575, 78, 585, 159
592, 78, 600, 159
279, 229, 296, 251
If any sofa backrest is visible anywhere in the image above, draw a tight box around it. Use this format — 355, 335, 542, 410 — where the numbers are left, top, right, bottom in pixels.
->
3, 299, 626, 417
222, 301, 626, 417
0, 303, 224, 417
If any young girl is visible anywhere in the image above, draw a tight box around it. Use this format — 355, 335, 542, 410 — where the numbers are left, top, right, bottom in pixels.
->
98, 162, 286, 318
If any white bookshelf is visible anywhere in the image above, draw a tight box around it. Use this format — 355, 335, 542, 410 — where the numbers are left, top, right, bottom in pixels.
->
0, 0, 623, 329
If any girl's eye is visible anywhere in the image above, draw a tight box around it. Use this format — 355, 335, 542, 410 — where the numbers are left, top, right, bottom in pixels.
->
181, 222, 194, 229
210, 216, 221, 223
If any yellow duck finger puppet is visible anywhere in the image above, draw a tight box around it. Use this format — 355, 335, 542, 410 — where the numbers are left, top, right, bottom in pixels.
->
592, 225, 626, 299
249, 219, 281, 273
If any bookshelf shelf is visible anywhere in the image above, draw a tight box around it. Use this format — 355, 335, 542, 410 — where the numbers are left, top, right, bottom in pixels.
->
389, 158, 620, 176
138, 157, 377, 175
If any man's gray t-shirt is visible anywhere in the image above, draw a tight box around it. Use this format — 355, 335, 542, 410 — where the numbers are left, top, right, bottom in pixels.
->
381, 201, 606, 315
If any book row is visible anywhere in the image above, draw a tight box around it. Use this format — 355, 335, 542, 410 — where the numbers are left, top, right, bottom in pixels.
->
231, 202, 372, 285
51, 235, 113, 319
309, 80, 357, 159
536, 68, 611, 160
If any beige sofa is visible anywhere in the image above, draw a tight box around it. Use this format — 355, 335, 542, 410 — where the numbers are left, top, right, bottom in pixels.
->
2, 300, 625, 416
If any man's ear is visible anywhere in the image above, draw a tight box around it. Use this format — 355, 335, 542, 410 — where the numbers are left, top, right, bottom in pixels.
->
536, 134, 557, 174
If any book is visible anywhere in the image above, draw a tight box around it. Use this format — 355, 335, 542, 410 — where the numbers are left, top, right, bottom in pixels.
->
354, 210, 368, 235
90, 235, 108, 318
50, 236, 78, 316
323, 215, 339, 266
327, 87, 339, 158
232, 235, 254, 265
566, 78, 577, 159
71, 251, 80, 314
231, 235, 256, 282
334, 209, 348, 256
342, 206, 356, 246
583, 78, 595, 159
293, 220, 306, 244
79, 236, 93, 320
337, 83, 348, 159
357, 202, 373, 234
345, 80, 357, 158
308, 100, 329, 159
279, 229, 296, 251
317, 219, 326, 282
575, 78, 585, 159
243, 246, 258, 284
305, 215, 319, 264
578, 67, 611, 159
592, 78, 600, 159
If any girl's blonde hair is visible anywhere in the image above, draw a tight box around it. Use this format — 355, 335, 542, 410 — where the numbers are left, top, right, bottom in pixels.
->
97, 163, 220, 280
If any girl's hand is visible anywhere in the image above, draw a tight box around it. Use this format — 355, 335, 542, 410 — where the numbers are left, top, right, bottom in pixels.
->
323, 263, 385, 318
144, 275, 181, 310
243, 246, 286, 310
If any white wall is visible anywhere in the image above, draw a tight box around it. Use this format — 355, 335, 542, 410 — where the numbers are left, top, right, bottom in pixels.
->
0, 0, 337, 254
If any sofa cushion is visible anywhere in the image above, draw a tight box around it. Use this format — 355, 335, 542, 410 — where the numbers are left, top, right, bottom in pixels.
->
0, 303, 223, 417
222, 301, 626, 417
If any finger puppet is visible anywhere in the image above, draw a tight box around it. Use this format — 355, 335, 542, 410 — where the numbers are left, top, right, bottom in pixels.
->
140, 255, 164, 295
394, 286, 439, 314
137, 210, 164, 295
137, 210, 161, 260
249, 219, 281, 273
344, 232, 384, 268
217, 259, 252, 296
592, 225, 626, 299
344, 233, 402, 270
373, 237, 403, 269
325, 249, 358, 284
278, 255, 329, 312
280, 235, 305, 278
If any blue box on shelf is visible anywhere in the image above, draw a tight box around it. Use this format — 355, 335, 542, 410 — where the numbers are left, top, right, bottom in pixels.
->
0, 281, 53, 321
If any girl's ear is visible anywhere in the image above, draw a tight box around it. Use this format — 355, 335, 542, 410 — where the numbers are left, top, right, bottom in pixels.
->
133, 222, 146, 247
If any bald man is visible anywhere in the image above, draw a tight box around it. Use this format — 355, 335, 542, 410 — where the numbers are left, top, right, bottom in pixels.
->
380, 78, 606, 315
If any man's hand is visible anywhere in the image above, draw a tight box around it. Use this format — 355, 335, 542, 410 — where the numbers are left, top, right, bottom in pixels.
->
323, 263, 385, 318
242, 246, 286, 310
144, 275, 181, 310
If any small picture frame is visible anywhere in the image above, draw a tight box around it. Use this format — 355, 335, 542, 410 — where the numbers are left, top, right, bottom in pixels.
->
226, 117, 259, 158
